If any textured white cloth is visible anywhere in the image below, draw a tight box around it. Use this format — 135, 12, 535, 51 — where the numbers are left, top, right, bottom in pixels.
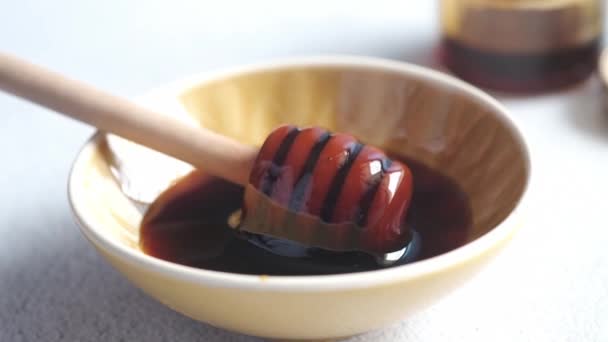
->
1, 1, 607, 341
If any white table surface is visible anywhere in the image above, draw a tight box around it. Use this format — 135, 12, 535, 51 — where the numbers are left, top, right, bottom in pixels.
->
1, 1, 607, 341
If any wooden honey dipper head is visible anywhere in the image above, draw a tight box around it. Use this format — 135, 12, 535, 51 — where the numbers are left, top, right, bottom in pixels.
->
241, 125, 414, 255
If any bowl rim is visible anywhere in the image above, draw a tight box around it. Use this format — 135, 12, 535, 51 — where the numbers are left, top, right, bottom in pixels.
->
68, 55, 531, 292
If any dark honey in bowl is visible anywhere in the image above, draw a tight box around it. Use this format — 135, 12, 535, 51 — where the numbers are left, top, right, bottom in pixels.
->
139, 157, 473, 276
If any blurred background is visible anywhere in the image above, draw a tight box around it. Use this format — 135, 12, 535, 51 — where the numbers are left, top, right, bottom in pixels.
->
1, 1, 607, 341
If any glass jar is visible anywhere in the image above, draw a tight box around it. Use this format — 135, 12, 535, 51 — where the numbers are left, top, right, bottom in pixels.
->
440, 0, 603, 93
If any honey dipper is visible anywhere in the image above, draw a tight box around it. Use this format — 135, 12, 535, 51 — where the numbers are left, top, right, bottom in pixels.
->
0, 52, 414, 255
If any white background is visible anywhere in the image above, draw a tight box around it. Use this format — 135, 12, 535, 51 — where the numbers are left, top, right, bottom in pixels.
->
1, 1, 607, 341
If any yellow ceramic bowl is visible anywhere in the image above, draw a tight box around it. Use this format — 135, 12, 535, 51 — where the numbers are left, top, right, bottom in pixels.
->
69, 56, 530, 340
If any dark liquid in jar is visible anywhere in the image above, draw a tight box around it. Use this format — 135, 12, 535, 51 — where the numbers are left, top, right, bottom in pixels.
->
440, 38, 600, 93
140, 157, 473, 275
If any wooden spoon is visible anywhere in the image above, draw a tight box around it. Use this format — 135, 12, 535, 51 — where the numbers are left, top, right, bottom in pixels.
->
0, 52, 257, 186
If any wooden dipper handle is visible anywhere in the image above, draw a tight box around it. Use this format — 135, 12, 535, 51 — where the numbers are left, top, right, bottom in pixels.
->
0, 52, 257, 186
